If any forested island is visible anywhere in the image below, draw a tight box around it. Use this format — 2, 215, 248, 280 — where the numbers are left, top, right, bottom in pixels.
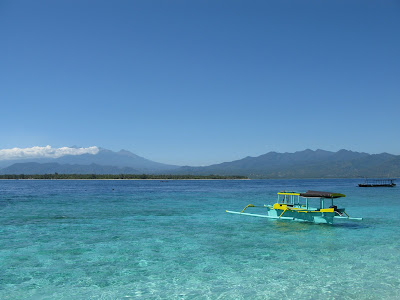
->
0, 174, 248, 180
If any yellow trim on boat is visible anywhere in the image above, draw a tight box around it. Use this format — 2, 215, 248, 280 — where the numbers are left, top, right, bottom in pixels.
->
294, 210, 332, 213
271, 204, 335, 213
273, 203, 289, 210
240, 204, 255, 213
277, 192, 300, 196
279, 208, 290, 218
272, 203, 306, 211
320, 208, 335, 212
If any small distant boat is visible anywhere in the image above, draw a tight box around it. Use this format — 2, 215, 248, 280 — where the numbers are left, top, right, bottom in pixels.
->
358, 178, 396, 187
226, 190, 362, 224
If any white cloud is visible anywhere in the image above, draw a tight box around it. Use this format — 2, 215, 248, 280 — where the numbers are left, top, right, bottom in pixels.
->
0, 146, 99, 160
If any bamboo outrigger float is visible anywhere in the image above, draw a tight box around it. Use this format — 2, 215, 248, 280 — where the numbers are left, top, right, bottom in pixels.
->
227, 190, 362, 224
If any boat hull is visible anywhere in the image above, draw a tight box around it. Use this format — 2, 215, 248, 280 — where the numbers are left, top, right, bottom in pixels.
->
358, 184, 396, 187
266, 208, 335, 224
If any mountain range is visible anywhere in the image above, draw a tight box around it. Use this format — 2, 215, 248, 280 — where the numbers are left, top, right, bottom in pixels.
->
0, 148, 179, 175
173, 149, 400, 178
0, 148, 399, 179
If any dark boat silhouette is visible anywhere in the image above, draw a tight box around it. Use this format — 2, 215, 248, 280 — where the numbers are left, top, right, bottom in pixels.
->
358, 178, 396, 187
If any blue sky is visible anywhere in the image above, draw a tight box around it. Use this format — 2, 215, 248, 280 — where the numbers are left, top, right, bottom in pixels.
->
1, 0, 399, 166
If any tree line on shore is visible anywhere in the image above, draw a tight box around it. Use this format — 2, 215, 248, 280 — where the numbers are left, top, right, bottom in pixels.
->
0, 174, 248, 180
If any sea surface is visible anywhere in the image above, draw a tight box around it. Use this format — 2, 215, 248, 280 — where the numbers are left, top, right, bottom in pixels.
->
0, 179, 399, 299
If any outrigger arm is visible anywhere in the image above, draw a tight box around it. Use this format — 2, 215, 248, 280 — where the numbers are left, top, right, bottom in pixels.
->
334, 210, 363, 221
226, 210, 295, 220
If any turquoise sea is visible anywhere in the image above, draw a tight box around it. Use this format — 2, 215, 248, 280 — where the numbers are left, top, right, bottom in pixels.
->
0, 179, 399, 299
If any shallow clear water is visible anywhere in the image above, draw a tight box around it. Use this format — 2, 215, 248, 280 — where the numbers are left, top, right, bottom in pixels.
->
0, 179, 399, 299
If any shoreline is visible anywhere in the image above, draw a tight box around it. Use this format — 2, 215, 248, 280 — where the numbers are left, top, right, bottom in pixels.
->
0, 178, 250, 181
0, 178, 395, 180
0, 174, 249, 180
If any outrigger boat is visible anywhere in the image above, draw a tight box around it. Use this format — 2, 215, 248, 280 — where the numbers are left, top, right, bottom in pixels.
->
226, 190, 362, 224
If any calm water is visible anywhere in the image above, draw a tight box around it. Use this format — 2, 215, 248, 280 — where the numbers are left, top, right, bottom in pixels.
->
0, 179, 399, 299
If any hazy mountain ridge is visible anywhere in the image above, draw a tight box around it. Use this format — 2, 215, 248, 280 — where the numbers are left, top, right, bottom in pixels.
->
0, 148, 179, 174
55, 148, 176, 171
0, 148, 399, 178
170, 149, 400, 178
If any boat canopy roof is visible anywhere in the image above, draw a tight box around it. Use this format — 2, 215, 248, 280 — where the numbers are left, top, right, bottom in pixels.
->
299, 190, 345, 198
